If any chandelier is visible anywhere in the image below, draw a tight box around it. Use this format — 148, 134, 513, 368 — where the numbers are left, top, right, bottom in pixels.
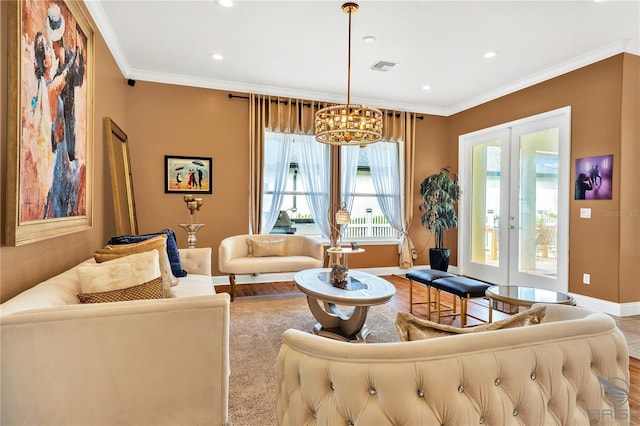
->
315, 2, 383, 146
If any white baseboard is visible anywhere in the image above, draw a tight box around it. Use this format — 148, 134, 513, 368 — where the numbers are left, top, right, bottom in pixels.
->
211, 265, 457, 285
212, 267, 638, 318
211, 267, 406, 286
570, 293, 640, 317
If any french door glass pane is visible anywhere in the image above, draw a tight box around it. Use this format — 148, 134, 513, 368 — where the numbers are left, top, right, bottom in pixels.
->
518, 128, 558, 277
471, 142, 501, 265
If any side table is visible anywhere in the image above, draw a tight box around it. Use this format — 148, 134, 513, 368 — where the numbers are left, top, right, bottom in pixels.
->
326, 247, 365, 269
485, 285, 575, 314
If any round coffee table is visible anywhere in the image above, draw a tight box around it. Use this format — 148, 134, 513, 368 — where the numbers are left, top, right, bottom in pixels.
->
485, 285, 575, 311
294, 268, 396, 342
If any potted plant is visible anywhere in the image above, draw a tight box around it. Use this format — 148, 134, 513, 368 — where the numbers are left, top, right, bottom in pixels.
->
419, 167, 460, 271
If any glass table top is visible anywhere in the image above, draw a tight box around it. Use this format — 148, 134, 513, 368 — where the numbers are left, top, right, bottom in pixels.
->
486, 285, 573, 304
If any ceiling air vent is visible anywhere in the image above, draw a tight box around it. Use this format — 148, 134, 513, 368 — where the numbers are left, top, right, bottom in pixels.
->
370, 61, 398, 72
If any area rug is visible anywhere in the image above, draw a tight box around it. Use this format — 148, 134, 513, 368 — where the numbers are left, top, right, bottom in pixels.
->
228, 292, 400, 426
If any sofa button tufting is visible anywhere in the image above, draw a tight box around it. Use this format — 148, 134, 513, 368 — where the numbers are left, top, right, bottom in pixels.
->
330, 383, 335, 391
313, 411, 317, 419
418, 389, 425, 398
347, 421, 354, 426
479, 416, 485, 424
494, 378, 501, 386
369, 388, 377, 395
458, 385, 464, 393
530, 372, 536, 380
513, 409, 519, 416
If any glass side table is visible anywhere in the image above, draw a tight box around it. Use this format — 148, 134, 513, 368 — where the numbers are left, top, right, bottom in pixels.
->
485, 285, 575, 313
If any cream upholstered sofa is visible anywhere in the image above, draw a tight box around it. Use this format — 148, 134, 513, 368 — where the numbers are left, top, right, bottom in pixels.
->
277, 304, 630, 426
218, 234, 323, 300
1, 248, 230, 426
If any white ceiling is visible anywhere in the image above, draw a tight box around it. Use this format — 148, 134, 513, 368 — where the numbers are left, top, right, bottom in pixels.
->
86, 0, 640, 116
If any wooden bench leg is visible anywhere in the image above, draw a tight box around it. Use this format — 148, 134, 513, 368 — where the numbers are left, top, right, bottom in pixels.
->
436, 290, 441, 323
426, 286, 432, 320
228, 274, 236, 302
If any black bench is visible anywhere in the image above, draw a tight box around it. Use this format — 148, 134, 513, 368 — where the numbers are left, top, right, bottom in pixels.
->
406, 270, 493, 327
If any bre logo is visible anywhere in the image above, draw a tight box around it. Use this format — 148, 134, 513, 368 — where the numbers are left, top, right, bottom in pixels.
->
597, 376, 630, 407
588, 376, 633, 424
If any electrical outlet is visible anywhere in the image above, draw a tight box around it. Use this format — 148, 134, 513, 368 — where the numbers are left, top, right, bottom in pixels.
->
411, 249, 417, 260
583, 273, 590, 284
580, 208, 591, 218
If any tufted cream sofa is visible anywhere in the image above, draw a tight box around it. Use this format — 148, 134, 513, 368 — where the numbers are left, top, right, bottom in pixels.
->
1, 248, 230, 426
218, 234, 323, 300
277, 304, 630, 426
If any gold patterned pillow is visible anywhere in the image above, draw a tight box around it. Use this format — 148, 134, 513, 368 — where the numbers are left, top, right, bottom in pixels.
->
94, 234, 177, 297
78, 277, 163, 304
247, 238, 287, 257
395, 305, 547, 341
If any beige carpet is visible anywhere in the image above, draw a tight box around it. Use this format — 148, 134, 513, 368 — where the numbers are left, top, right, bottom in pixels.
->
228, 292, 400, 426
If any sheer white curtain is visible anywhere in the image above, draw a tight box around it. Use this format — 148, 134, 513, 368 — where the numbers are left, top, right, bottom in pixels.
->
340, 145, 360, 230
367, 141, 406, 248
296, 134, 331, 239
261, 132, 293, 234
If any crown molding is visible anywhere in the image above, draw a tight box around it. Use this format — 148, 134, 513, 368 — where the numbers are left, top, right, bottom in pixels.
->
84, 1, 132, 76
445, 40, 632, 116
85, 1, 635, 118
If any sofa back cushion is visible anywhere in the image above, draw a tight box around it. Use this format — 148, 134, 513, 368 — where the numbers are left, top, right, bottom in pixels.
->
0, 260, 93, 316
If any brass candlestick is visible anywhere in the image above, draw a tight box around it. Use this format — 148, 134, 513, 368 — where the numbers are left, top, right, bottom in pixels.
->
180, 194, 204, 248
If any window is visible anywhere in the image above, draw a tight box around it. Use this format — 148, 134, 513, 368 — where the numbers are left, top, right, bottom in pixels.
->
263, 131, 400, 242
344, 148, 397, 239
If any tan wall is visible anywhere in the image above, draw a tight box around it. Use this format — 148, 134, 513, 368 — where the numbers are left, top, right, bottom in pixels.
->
0, 2, 125, 301
447, 55, 637, 303
619, 53, 640, 303
1, 0, 637, 306
123, 84, 449, 274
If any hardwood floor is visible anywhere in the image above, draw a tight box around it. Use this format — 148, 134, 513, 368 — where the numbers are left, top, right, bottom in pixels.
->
216, 276, 639, 424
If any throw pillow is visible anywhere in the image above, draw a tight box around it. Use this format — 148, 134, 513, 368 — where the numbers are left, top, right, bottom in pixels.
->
247, 238, 287, 257
107, 229, 186, 277
76, 250, 164, 303
77, 278, 164, 304
94, 234, 177, 297
395, 305, 547, 341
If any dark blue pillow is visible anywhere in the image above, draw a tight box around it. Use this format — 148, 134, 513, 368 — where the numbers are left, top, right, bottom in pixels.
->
107, 229, 187, 277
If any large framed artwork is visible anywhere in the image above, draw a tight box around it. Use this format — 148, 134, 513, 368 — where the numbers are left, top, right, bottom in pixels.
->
6, 0, 94, 246
165, 156, 213, 194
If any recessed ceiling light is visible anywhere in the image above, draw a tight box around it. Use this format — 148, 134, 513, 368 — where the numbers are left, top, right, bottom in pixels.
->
362, 35, 376, 44
422, 85, 432, 91
484, 51, 499, 59
217, 0, 233, 7
211, 53, 224, 61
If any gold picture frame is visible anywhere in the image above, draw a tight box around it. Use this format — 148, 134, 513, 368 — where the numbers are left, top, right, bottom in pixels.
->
104, 117, 138, 236
5, 0, 94, 245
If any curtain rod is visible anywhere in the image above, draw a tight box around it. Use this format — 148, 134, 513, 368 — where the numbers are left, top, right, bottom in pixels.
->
228, 93, 424, 120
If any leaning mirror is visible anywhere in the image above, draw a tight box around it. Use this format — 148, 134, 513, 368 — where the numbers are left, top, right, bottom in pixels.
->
104, 117, 138, 235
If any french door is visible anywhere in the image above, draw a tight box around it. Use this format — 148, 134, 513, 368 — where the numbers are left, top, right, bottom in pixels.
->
458, 107, 570, 292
